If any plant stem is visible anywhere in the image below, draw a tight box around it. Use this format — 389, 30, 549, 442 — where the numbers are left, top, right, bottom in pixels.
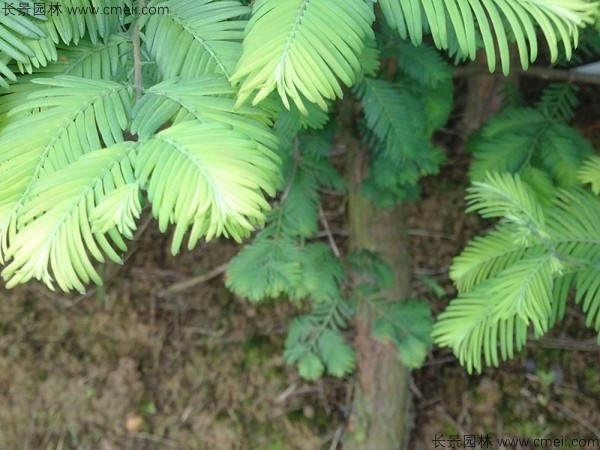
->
132, 0, 146, 101
453, 65, 600, 85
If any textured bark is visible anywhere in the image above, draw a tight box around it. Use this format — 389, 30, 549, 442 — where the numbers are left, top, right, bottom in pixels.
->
343, 136, 412, 450
460, 50, 515, 143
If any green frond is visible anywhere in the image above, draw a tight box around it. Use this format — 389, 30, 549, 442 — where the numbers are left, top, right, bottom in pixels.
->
297, 128, 344, 191
450, 225, 532, 293
1, 143, 138, 292
579, 155, 600, 194
231, 0, 375, 113
90, 182, 142, 239
549, 189, 600, 263
408, 76, 453, 134
273, 98, 330, 147
355, 77, 428, 160
131, 76, 277, 150
284, 295, 354, 379
538, 124, 594, 188
295, 351, 325, 380
357, 37, 381, 79
49, 37, 132, 79
535, 83, 579, 121
434, 254, 561, 372
225, 235, 306, 301
466, 172, 547, 240
227, 234, 344, 303
135, 121, 278, 253
293, 243, 345, 303
141, 0, 248, 80
467, 109, 544, 176
393, 42, 451, 88
276, 168, 319, 238
356, 74, 451, 206
491, 255, 559, 333
576, 267, 600, 336
41, 0, 129, 46
438, 173, 600, 372
432, 292, 530, 373
467, 106, 593, 192
378, 0, 598, 74
9, 75, 132, 149
317, 329, 356, 377
372, 299, 433, 368
0, 76, 132, 261
0, 1, 47, 86
520, 166, 555, 203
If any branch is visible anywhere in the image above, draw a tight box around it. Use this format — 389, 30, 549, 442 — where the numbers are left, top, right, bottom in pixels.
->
453, 65, 600, 85
318, 202, 341, 258
132, 0, 146, 101
159, 262, 229, 297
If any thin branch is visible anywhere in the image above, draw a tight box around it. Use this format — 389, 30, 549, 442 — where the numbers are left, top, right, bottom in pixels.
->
408, 229, 456, 240
160, 262, 229, 297
318, 202, 341, 258
130, 432, 178, 449
279, 137, 301, 204
329, 425, 344, 450
132, 0, 146, 102
436, 405, 468, 437
453, 65, 600, 85
551, 401, 600, 439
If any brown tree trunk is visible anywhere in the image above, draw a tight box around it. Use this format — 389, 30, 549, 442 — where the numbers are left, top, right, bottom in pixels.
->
342, 133, 413, 450
460, 50, 516, 143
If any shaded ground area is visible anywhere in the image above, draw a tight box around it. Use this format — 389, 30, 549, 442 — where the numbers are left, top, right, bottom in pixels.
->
408, 179, 600, 449
0, 230, 345, 449
1, 83, 599, 450
3, 163, 600, 449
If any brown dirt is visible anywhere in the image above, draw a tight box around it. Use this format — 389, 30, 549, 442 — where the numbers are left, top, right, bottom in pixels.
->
0, 224, 346, 449
1, 69, 600, 450
4, 160, 599, 449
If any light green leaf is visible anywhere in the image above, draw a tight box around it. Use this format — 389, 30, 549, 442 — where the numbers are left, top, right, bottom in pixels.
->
231, 0, 374, 113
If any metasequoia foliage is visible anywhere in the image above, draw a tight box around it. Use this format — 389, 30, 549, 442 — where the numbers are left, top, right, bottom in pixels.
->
0, 0, 597, 377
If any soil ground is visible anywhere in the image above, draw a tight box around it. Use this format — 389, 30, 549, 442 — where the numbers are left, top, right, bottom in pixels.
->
0, 82, 599, 450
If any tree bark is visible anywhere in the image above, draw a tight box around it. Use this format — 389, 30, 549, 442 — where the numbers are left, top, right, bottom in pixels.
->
342, 132, 413, 450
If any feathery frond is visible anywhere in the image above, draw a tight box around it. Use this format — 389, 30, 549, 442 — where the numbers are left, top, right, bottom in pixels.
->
536, 83, 579, 121
284, 290, 354, 379
1, 143, 138, 292
432, 291, 531, 373
466, 172, 547, 240
131, 76, 276, 145
51, 37, 132, 79
0, 76, 133, 263
451, 225, 532, 293
355, 76, 429, 160
372, 299, 433, 368
467, 103, 594, 194
436, 171, 600, 373
378, 0, 598, 74
136, 121, 278, 252
231, 0, 375, 113
393, 41, 451, 88
579, 155, 600, 194
0, 1, 46, 86
141, 0, 248, 80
